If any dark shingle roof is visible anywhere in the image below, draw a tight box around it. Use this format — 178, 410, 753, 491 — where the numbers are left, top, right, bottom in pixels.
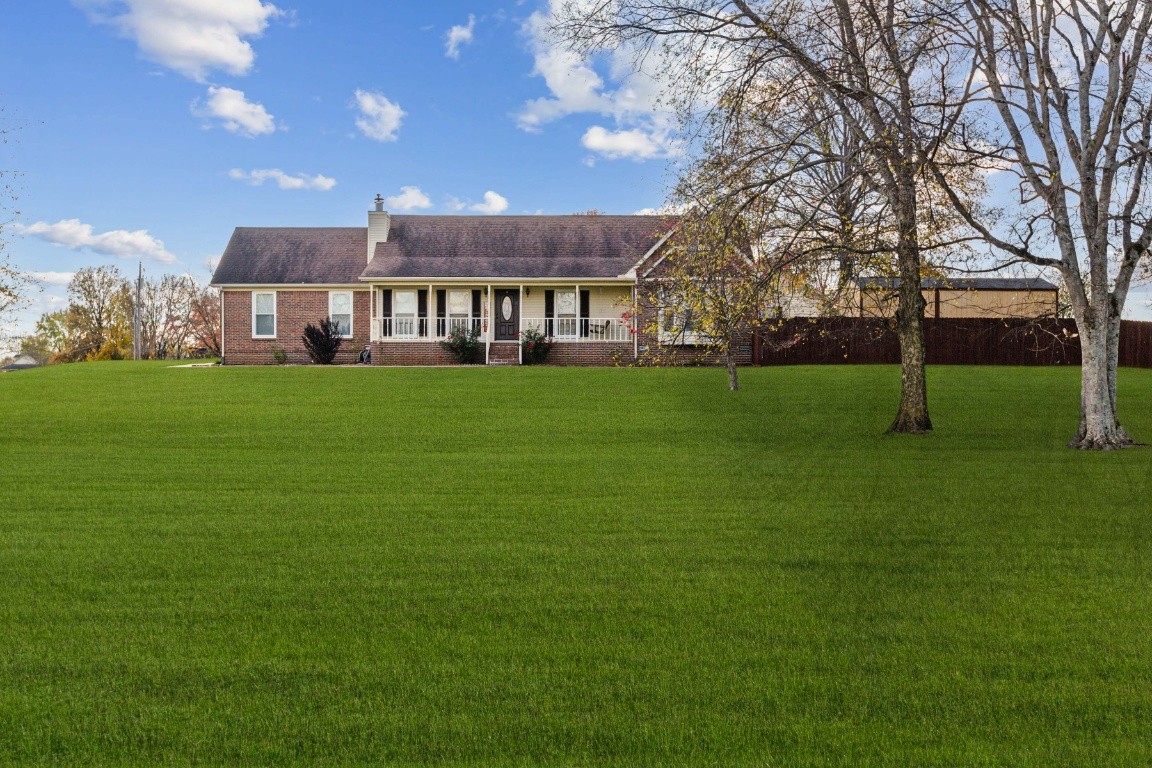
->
211, 228, 368, 285
211, 217, 675, 285
361, 215, 672, 279
855, 276, 1059, 291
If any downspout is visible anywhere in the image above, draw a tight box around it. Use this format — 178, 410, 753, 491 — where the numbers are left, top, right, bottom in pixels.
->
219, 290, 225, 365
519, 284, 524, 365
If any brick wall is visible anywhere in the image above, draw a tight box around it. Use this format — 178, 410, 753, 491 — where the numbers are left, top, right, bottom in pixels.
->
639, 342, 755, 366
545, 342, 634, 366
371, 341, 460, 366
368, 340, 635, 366
221, 289, 370, 365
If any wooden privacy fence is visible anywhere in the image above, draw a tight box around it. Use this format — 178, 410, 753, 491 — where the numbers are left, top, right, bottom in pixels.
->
754, 318, 1152, 368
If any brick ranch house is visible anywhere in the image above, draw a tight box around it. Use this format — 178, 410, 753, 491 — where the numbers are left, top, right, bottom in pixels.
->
211, 198, 705, 366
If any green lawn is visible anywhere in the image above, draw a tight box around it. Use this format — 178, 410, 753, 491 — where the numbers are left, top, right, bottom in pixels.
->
1, 362, 1151, 766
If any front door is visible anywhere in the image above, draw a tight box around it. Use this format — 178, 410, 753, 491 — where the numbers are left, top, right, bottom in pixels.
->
494, 289, 519, 341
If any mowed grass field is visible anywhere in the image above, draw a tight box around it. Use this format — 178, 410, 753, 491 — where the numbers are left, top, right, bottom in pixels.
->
2, 361, 1151, 766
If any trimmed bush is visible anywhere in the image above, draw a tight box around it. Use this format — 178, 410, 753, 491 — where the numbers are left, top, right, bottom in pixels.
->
439, 326, 483, 364
520, 328, 554, 364
302, 318, 343, 364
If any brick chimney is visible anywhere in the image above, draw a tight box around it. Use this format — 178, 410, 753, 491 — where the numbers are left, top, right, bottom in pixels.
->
368, 193, 390, 263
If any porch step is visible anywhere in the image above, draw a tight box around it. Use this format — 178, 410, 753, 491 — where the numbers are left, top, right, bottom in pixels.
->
487, 343, 520, 366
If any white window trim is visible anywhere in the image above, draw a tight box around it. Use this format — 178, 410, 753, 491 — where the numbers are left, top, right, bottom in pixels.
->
329, 290, 354, 338
252, 290, 277, 339
393, 289, 419, 338
659, 306, 707, 346
554, 289, 578, 338
447, 289, 472, 335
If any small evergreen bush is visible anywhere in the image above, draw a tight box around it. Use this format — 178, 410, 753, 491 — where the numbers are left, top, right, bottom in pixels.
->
302, 318, 343, 364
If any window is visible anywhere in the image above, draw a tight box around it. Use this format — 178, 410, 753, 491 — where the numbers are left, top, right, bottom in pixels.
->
658, 288, 704, 345
555, 289, 577, 337
394, 290, 417, 337
448, 290, 471, 334
662, 307, 706, 345
253, 291, 276, 338
329, 291, 353, 337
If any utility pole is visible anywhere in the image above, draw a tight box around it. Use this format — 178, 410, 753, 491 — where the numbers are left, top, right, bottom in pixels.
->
133, 262, 143, 360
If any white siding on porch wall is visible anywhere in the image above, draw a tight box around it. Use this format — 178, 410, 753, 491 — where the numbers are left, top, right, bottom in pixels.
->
368, 283, 634, 344
520, 286, 633, 319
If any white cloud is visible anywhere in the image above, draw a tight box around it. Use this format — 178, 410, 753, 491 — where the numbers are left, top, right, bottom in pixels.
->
470, 191, 509, 215
354, 89, 405, 142
445, 15, 476, 59
516, 4, 686, 161
13, 219, 177, 264
28, 271, 76, 286
194, 86, 276, 136
582, 125, 672, 161
516, 12, 611, 132
385, 186, 433, 210
633, 203, 685, 215
229, 168, 337, 191
78, 0, 281, 81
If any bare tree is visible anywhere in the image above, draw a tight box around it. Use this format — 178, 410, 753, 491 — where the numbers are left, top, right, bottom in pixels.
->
138, 273, 198, 358
553, 0, 976, 433
935, 0, 1152, 448
0, 114, 36, 343
188, 283, 221, 357
67, 265, 133, 360
0, 252, 32, 331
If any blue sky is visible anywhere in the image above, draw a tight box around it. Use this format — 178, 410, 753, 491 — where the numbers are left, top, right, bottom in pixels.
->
1, 0, 679, 337
3, 0, 1150, 342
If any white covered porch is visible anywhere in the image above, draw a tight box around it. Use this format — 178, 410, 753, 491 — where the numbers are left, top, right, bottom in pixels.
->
367, 282, 636, 345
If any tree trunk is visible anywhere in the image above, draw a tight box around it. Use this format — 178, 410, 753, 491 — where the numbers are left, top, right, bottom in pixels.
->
1070, 317, 1133, 449
726, 346, 740, 391
887, 169, 932, 434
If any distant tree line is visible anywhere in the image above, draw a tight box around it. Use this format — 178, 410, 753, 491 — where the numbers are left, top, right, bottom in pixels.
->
19, 265, 220, 364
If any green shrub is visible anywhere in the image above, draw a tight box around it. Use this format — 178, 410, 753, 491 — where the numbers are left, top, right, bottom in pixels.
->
271, 347, 287, 365
520, 328, 554, 364
439, 326, 483, 364
301, 318, 343, 365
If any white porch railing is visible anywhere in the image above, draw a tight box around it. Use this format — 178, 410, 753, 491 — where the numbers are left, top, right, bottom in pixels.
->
374, 317, 480, 340
372, 316, 634, 342
521, 317, 633, 342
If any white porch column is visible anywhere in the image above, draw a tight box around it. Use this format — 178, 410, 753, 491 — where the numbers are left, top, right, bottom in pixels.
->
632, 285, 639, 359
369, 286, 377, 342
575, 283, 581, 342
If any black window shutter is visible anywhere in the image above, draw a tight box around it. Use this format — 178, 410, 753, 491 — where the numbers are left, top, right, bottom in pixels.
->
435, 288, 447, 336
580, 290, 590, 338
544, 290, 555, 336
381, 289, 392, 337
417, 290, 428, 337
471, 290, 481, 317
